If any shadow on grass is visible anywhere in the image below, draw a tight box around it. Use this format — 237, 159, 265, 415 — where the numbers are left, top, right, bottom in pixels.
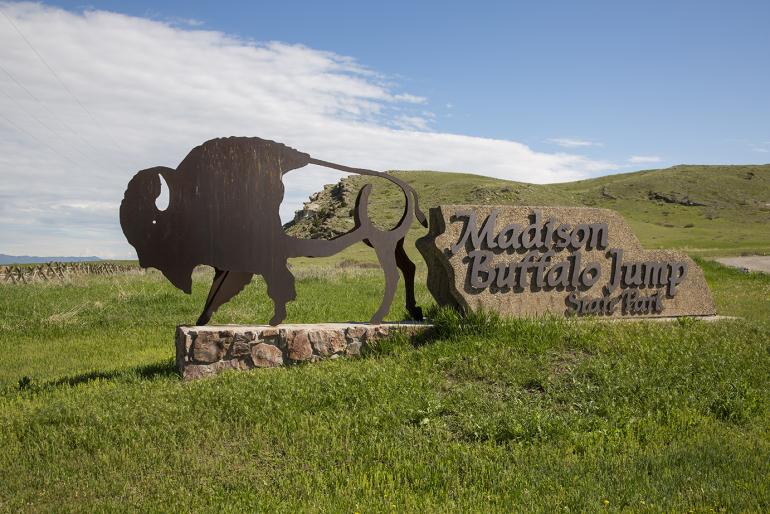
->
53, 359, 179, 386
358, 325, 438, 359
15, 359, 179, 393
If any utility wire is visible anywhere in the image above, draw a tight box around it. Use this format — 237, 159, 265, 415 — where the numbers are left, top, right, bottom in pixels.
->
0, 9, 127, 154
0, 85, 59, 137
0, 52, 116, 165
0, 61, 76, 135
0, 110, 80, 169
0, 85, 114, 170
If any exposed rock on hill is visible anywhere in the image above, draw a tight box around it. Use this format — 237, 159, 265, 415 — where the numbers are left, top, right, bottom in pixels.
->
284, 165, 770, 255
647, 191, 707, 206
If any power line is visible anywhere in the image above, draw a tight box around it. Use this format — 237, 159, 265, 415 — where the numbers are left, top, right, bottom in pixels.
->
0, 62, 114, 168
0, 61, 76, 135
0, 110, 81, 169
0, 84, 59, 136
0, 85, 114, 170
0, 8, 126, 154
0, 60, 110, 162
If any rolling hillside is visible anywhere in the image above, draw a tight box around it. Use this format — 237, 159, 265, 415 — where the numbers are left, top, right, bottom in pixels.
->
285, 164, 770, 259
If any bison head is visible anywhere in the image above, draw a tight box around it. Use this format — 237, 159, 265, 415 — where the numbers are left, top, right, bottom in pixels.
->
120, 166, 194, 293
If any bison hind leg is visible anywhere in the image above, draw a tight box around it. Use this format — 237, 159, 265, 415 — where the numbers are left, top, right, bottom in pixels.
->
363, 238, 422, 323
368, 242, 400, 324
395, 239, 423, 321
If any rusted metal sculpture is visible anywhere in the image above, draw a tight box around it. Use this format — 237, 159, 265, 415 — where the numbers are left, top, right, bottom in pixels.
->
120, 137, 426, 326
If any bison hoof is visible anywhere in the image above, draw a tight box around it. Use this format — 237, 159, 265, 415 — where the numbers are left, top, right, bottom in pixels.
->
409, 306, 424, 322
196, 312, 212, 326
269, 306, 286, 326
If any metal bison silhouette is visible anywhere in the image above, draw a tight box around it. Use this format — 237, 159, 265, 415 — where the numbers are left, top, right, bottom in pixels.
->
120, 137, 427, 326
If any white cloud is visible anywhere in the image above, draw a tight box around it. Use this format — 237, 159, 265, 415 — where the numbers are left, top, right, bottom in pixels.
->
391, 113, 434, 131
169, 17, 204, 27
0, 2, 615, 258
628, 155, 662, 164
545, 137, 603, 149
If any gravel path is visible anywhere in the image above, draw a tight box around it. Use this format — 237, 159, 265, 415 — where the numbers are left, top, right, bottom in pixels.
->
715, 256, 770, 274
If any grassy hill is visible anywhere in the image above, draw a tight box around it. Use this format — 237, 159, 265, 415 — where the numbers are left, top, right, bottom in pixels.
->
285, 164, 770, 260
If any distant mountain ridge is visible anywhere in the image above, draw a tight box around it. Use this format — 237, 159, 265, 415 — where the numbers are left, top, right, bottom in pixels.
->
0, 254, 103, 265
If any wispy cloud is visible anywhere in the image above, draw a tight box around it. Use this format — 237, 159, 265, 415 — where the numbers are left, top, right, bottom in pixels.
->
391, 93, 426, 104
749, 142, 770, 153
546, 137, 603, 149
169, 17, 204, 27
0, 2, 614, 257
391, 115, 431, 131
628, 155, 662, 164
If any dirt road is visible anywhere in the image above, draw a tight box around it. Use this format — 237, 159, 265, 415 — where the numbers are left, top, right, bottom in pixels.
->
715, 256, 770, 274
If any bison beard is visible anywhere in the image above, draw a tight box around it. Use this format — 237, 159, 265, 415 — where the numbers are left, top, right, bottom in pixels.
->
119, 137, 427, 326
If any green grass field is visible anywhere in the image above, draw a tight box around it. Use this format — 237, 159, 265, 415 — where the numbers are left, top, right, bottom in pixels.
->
1, 258, 769, 512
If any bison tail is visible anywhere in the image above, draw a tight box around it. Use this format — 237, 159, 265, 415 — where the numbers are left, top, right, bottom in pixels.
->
284, 185, 373, 258
413, 189, 428, 228
307, 157, 427, 229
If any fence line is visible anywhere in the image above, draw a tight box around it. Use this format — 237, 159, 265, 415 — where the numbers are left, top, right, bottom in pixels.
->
0, 262, 140, 284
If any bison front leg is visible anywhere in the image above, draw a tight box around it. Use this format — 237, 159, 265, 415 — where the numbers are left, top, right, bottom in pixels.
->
264, 261, 296, 326
197, 268, 254, 325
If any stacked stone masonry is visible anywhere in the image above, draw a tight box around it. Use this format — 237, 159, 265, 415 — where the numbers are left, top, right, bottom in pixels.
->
176, 323, 430, 380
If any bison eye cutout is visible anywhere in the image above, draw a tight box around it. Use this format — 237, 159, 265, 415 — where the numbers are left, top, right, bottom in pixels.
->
155, 174, 170, 211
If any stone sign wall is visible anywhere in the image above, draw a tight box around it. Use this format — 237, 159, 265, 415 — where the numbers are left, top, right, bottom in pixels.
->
417, 205, 716, 318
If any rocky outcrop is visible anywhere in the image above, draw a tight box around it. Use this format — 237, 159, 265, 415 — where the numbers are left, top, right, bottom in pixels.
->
647, 191, 707, 207
284, 180, 357, 239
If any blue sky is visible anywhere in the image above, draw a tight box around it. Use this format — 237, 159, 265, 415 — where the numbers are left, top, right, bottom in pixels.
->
0, 1, 768, 257
45, 0, 770, 165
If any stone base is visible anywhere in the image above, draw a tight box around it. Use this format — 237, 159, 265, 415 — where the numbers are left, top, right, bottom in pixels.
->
175, 323, 432, 380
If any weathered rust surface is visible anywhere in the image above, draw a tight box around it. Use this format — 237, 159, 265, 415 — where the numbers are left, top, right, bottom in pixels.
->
120, 137, 427, 325
417, 205, 716, 318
